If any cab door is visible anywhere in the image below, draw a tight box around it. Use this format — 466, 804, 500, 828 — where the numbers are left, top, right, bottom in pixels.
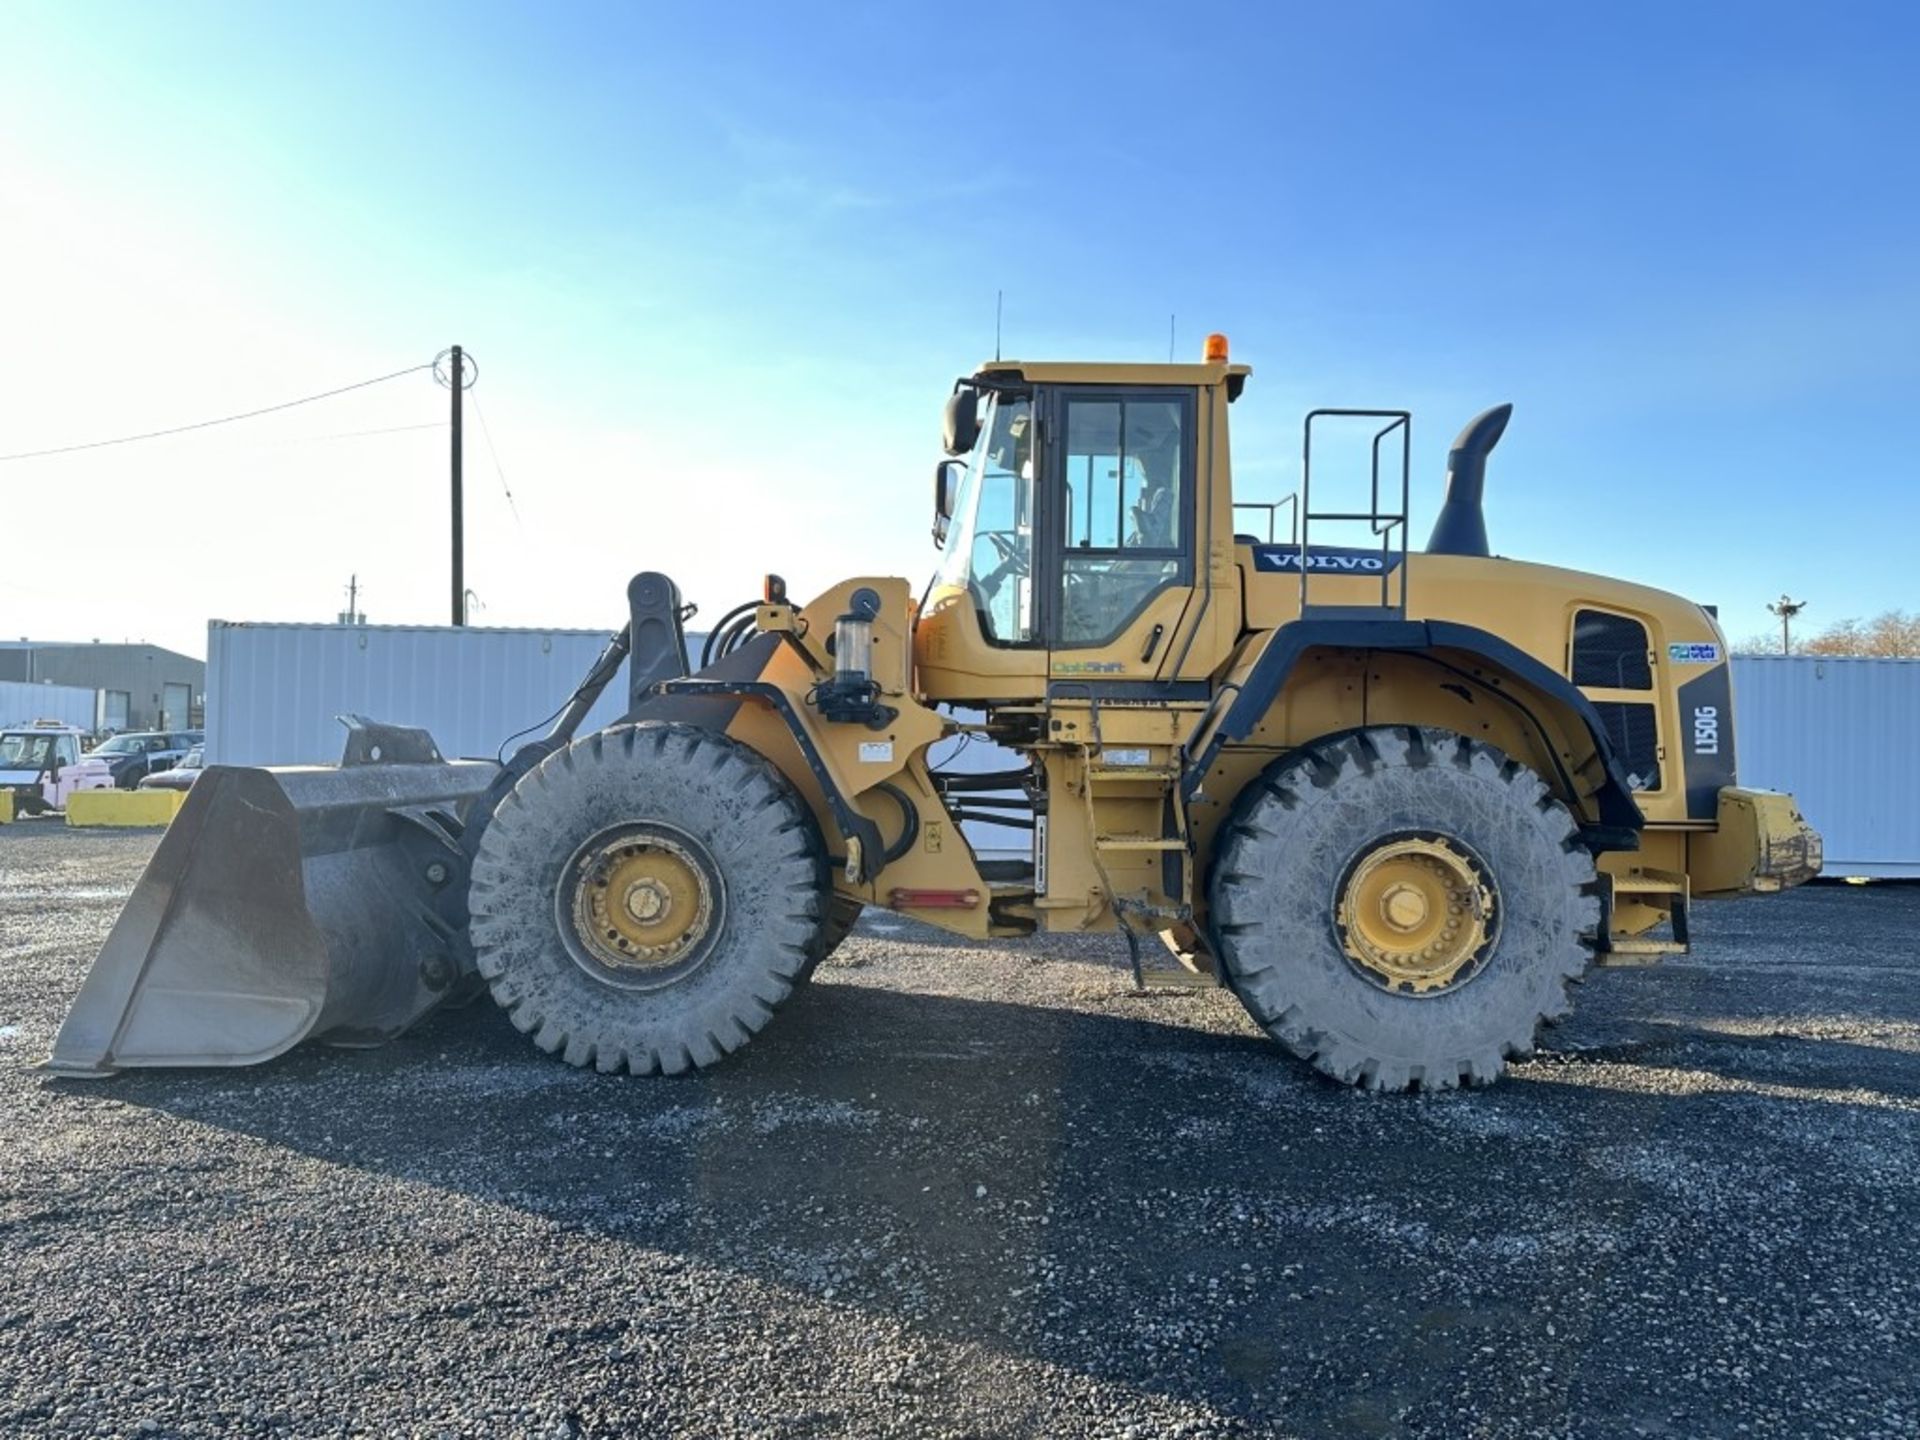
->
1036, 387, 1204, 926
1042, 388, 1200, 683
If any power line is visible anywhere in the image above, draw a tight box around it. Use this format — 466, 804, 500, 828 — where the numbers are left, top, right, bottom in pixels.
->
469, 389, 521, 525
295, 421, 447, 444
193, 420, 447, 450
0, 361, 435, 463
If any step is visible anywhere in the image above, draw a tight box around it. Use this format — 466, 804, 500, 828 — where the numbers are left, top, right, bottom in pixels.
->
1087, 765, 1182, 782
1600, 867, 1692, 964
1610, 870, 1688, 897
1095, 834, 1186, 852
1595, 937, 1688, 965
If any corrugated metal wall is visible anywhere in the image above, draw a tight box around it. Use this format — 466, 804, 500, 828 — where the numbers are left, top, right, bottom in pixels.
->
211, 629, 1904, 877
206, 623, 648, 765
1732, 655, 1919, 877
0, 679, 100, 732
205, 621, 1034, 862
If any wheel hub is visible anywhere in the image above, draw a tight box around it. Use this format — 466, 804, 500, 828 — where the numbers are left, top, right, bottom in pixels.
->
1336, 836, 1495, 995
568, 830, 714, 974
624, 879, 670, 924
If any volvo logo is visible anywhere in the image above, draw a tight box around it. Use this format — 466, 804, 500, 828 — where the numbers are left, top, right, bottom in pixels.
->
1251, 546, 1400, 574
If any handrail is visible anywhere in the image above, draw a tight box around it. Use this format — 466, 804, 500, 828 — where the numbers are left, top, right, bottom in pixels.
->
1231, 495, 1299, 544
1299, 408, 1412, 615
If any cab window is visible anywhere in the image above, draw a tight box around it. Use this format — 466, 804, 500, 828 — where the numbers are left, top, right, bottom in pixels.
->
934, 393, 1037, 645
1057, 393, 1190, 647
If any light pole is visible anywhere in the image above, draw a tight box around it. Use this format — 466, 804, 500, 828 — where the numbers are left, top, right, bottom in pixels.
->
1767, 594, 1806, 654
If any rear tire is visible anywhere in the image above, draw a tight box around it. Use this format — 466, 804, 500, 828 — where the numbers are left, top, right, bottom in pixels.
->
1209, 726, 1600, 1092
469, 722, 825, 1075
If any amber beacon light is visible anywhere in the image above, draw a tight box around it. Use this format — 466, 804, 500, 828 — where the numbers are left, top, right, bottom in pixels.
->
1203, 332, 1230, 362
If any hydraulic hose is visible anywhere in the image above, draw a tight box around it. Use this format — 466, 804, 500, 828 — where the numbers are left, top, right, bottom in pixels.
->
874, 782, 920, 868
700, 601, 760, 668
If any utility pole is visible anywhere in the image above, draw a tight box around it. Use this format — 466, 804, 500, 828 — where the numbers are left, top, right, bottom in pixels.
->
450, 345, 465, 626
1768, 594, 1806, 654
337, 574, 367, 626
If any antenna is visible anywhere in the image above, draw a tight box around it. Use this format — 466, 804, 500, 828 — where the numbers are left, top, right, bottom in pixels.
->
1168, 313, 1176, 362
995, 290, 1003, 361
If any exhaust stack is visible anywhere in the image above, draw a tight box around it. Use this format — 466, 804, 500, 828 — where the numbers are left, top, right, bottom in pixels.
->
1425, 403, 1513, 558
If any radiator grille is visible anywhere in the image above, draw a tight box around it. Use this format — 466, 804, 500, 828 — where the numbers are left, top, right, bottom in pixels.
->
1572, 610, 1652, 690
1593, 701, 1662, 791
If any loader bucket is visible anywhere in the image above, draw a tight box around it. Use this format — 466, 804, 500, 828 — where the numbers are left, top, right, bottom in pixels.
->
47, 727, 498, 1077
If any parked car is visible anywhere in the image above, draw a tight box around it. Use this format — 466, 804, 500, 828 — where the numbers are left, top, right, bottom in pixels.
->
86, 730, 202, 789
139, 743, 204, 792
0, 722, 113, 816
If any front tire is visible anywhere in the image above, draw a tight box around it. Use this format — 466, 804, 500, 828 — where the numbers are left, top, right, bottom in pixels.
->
469, 723, 826, 1075
1209, 726, 1600, 1092
799, 895, 864, 980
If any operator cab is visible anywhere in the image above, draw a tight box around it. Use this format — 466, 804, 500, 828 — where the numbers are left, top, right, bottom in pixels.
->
916, 340, 1248, 706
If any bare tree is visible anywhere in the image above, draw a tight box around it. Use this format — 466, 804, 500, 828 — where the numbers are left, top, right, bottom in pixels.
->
1800, 610, 1920, 658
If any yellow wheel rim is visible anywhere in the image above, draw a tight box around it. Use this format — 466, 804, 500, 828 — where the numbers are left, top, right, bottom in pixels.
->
569, 831, 715, 972
1336, 837, 1495, 995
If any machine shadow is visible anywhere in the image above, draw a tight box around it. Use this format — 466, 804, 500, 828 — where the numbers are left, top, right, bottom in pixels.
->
1535, 1017, 1920, 1100
70, 971, 1920, 1429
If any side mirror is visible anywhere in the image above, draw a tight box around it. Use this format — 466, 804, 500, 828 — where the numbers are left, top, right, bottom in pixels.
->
942, 387, 980, 457
932, 459, 964, 546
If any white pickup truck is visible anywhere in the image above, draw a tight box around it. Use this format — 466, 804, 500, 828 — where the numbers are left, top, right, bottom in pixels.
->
0, 723, 114, 817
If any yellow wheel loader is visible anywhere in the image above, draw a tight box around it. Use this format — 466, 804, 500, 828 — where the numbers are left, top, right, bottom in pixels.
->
49, 335, 1822, 1091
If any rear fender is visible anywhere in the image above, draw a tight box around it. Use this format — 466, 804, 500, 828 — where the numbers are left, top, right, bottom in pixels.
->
1184, 618, 1644, 835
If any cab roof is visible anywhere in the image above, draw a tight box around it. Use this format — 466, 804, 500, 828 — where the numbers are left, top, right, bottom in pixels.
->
976, 358, 1252, 397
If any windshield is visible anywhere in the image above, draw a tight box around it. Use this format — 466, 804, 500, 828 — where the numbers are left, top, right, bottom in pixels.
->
934, 391, 1034, 644
92, 735, 141, 754
0, 734, 57, 768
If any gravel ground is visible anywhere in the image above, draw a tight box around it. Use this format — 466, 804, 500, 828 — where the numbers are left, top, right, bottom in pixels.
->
2, 824, 1917, 1439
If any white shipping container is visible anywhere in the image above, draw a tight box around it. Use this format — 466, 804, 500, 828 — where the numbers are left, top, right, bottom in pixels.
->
0, 678, 100, 732
206, 620, 1034, 863
205, 622, 663, 766
203, 628, 1913, 880
1732, 654, 1920, 878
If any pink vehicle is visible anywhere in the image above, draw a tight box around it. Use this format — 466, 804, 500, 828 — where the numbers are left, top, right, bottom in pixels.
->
0, 723, 112, 816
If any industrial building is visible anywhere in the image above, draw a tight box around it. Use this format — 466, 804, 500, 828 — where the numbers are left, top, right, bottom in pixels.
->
0, 641, 205, 732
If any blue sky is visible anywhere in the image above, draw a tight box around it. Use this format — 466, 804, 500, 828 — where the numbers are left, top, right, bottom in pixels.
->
1, 2, 1914, 656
